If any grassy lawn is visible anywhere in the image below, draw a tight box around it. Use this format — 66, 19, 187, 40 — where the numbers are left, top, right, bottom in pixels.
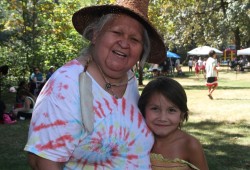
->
0, 120, 31, 170
0, 66, 249, 170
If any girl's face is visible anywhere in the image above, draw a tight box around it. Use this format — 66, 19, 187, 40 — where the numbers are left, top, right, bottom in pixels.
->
92, 14, 144, 78
145, 93, 182, 137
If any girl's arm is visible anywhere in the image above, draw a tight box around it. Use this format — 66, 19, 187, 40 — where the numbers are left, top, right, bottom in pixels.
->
188, 137, 209, 170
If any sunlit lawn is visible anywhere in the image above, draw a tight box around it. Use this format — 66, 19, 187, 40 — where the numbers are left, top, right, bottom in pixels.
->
0, 66, 249, 170
142, 66, 250, 170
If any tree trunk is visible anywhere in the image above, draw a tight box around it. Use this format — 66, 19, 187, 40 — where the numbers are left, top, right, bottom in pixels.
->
138, 66, 143, 86
234, 27, 241, 50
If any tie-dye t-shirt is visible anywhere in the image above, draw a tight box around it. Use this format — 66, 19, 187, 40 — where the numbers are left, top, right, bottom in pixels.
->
24, 59, 154, 170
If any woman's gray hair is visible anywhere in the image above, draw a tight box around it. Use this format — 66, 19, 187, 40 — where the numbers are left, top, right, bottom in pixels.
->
80, 14, 150, 68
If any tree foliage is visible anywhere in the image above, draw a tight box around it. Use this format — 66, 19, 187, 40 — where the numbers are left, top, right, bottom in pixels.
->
149, 0, 250, 54
0, 0, 249, 88
0, 0, 86, 83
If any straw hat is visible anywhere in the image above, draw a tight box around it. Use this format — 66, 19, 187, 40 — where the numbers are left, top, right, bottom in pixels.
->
72, 0, 165, 64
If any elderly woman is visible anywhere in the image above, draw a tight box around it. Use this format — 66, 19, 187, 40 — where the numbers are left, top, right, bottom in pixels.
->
24, 0, 165, 169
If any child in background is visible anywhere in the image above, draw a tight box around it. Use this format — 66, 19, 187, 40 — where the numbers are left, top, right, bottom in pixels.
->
0, 100, 16, 124
194, 59, 200, 78
138, 77, 209, 170
188, 57, 194, 72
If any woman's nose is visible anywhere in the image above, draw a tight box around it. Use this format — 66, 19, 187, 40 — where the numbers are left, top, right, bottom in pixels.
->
118, 39, 129, 48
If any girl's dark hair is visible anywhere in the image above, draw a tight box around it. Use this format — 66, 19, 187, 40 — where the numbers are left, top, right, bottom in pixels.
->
138, 77, 189, 125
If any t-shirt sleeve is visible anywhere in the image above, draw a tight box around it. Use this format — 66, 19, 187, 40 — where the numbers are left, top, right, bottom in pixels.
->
24, 60, 85, 162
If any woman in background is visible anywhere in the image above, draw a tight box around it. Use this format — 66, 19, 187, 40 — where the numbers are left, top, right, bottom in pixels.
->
13, 90, 36, 119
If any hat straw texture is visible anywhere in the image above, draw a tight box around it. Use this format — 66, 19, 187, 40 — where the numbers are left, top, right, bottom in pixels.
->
72, 0, 165, 64
116, 0, 149, 19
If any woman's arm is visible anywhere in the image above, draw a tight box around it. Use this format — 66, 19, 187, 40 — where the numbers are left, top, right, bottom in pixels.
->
13, 97, 34, 116
23, 97, 31, 111
14, 97, 31, 114
28, 152, 65, 170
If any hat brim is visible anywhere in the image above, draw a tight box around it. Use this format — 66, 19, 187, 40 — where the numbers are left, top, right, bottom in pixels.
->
72, 5, 165, 64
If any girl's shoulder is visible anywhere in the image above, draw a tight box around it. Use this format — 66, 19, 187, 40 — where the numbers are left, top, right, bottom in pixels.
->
180, 131, 203, 151
162, 130, 200, 150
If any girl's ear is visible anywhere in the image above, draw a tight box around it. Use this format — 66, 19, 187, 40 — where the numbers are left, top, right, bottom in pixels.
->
178, 113, 185, 129
180, 112, 185, 122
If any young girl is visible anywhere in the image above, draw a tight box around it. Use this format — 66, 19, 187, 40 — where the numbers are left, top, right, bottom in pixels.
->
138, 77, 209, 170
194, 59, 200, 78
0, 100, 16, 124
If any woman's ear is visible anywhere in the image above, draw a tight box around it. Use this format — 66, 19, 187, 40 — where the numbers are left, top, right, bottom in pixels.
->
91, 31, 98, 45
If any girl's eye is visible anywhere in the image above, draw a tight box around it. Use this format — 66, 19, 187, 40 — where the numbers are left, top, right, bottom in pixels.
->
169, 108, 175, 112
150, 106, 159, 111
151, 107, 157, 111
168, 108, 178, 113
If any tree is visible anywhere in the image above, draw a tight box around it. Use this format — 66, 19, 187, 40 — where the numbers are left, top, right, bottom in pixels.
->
149, 0, 249, 53
0, 0, 249, 90
0, 0, 84, 84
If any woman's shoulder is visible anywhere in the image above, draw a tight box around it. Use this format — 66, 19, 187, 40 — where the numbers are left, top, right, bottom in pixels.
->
50, 59, 84, 80
61, 59, 83, 71
24, 96, 35, 106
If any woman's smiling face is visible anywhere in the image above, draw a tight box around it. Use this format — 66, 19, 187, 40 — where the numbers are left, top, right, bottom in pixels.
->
145, 92, 182, 137
92, 14, 144, 78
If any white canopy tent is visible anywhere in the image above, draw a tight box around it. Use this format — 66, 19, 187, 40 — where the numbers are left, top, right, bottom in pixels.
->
187, 46, 223, 56
237, 48, 250, 55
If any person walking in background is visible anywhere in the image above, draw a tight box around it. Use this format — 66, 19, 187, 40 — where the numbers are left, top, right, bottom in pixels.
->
175, 58, 180, 70
24, 0, 166, 169
202, 57, 207, 79
30, 67, 44, 83
29, 67, 45, 96
188, 57, 194, 72
46, 66, 55, 81
159, 59, 170, 76
138, 77, 209, 170
194, 58, 200, 78
205, 50, 218, 99
197, 57, 203, 72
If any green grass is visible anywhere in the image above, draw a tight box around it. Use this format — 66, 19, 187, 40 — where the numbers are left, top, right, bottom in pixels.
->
0, 120, 31, 170
185, 121, 250, 169
0, 67, 250, 170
